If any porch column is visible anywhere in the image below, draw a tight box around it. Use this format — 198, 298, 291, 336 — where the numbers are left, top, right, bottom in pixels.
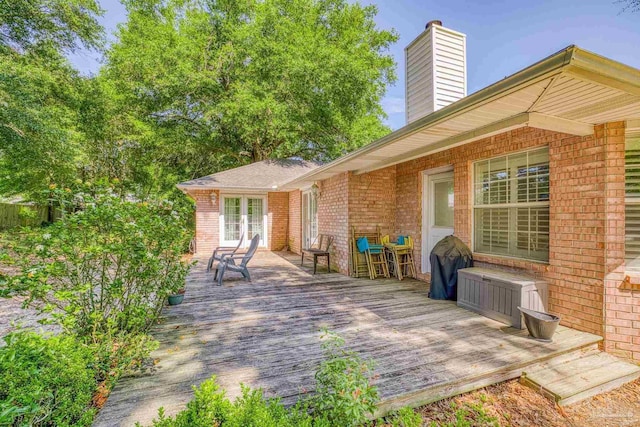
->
601, 121, 639, 362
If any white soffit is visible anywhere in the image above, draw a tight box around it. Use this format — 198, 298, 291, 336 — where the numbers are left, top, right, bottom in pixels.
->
282, 46, 640, 188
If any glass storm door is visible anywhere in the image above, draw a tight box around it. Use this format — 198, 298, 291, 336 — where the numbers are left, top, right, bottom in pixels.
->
422, 171, 454, 273
302, 191, 318, 249
221, 195, 266, 248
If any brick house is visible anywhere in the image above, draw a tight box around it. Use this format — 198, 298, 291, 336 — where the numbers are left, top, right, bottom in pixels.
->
179, 22, 640, 361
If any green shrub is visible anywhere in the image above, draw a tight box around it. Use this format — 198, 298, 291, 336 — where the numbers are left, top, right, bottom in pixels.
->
142, 331, 380, 427
6, 182, 192, 339
140, 377, 321, 427
3, 182, 192, 392
308, 330, 379, 426
0, 331, 96, 427
90, 331, 159, 390
378, 407, 423, 427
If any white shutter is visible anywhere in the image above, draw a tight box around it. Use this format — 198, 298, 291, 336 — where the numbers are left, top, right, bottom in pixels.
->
625, 136, 640, 270
473, 148, 549, 262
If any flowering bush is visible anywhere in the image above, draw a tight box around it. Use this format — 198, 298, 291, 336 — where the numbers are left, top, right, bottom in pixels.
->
4, 182, 193, 387
8, 182, 191, 337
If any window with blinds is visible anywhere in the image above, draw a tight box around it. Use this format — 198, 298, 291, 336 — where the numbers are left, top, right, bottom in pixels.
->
473, 147, 550, 262
625, 136, 640, 270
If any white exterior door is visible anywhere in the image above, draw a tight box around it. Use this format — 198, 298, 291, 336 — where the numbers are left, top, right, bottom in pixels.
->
422, 171, 455, 273
302, 190, 318, 249
220, 195, 267, 248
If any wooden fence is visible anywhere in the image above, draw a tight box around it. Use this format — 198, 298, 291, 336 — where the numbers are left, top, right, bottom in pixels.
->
0, 203, 51, 230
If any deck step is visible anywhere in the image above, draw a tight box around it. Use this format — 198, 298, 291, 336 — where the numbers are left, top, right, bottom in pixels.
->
521, 349, 640, 406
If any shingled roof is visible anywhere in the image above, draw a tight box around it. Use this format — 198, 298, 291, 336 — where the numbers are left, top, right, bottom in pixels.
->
177, 158, 321, 192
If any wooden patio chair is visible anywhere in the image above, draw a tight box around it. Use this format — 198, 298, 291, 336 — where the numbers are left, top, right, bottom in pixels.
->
301, 234, 334, 274
206, 231, 245, 272
356, 235, 389, 280
213, 234, 260, 286
385, 235, 416, 280
351, 226, 383, 278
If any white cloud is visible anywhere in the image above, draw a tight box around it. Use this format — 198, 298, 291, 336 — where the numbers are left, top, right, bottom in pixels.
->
382, 96, 405, 114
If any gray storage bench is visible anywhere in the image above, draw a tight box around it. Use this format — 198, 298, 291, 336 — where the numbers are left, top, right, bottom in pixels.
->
457, 267, 548, 329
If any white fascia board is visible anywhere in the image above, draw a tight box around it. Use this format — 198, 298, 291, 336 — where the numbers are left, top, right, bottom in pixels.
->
567, 48, 640, 97
177, 186, 280, 193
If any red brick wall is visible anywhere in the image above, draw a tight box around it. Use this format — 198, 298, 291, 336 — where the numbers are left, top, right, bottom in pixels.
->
349, 166, 397, 237
268, 192, 289, 251
545, 130, 607, 336
288, 190, 302, 254
189, 190, 220, 257
600, 122, 640, 362
318, 173, 349, 274
395, 127, 615, 336
191, 190, 290, 255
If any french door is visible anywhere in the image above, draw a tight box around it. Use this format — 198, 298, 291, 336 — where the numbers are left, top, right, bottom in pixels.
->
220, 195, 267, 248
302, 191, 318, 249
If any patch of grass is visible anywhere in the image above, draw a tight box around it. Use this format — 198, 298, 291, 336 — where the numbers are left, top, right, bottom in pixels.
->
423, 395, 500, 427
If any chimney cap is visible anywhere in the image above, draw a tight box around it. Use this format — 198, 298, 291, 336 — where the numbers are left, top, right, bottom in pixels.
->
426, 20, 442, 29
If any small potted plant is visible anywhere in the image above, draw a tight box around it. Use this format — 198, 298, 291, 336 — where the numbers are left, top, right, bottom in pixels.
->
168, 288, 185, 305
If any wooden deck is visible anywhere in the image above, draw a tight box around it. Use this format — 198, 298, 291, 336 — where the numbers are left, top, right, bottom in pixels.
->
95, 251, 602, 426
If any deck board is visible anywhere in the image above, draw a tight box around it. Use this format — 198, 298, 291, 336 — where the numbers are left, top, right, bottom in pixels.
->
95, 251, 601, 426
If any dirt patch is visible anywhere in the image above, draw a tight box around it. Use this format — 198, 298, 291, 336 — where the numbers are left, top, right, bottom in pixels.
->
417, 378, 640, 426
0, 296, 58, 341
0, 233, 58, 340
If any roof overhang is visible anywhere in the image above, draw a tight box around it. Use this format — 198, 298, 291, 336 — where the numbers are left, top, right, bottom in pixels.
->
177, 185, 281, 192
281, 46, 640, 189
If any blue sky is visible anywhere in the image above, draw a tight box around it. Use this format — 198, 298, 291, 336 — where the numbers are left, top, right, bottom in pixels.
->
69, 0, 640, 130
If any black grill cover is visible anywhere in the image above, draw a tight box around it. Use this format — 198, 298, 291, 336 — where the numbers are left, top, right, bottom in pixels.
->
429, 235, 473, 300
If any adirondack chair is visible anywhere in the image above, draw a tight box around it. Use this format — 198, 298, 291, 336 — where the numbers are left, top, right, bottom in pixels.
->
206, 231, 245, 272
213, 234, 260, 286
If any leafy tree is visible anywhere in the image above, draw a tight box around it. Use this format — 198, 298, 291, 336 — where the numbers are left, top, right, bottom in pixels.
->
0, 0, 103, 53
0, 0, 104, 201
0, 50, 86, 200
102, 0, 398, 190
617, 0, 640, 13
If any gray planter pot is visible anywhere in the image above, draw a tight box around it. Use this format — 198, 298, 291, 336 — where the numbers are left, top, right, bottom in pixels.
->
168, 294, 184, 305
518, 306, 560, 342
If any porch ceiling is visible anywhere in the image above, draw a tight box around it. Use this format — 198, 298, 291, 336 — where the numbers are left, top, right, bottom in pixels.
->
282, 45, 640, 187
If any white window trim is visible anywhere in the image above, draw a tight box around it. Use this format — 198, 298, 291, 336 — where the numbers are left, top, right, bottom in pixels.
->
471, 147, 550, 263
625, 132, 640, 271
219, 193, 268, 248
301, 189, 319, 249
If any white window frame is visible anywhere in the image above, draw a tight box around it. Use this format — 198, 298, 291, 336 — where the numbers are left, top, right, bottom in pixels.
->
302, 189, 318, 249
219, 193, 268, 248
625, 132, 640, 271
472, 147, 550, 263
